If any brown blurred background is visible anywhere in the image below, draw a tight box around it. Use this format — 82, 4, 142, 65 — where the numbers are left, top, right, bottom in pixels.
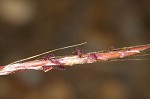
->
0, 0, 150, 99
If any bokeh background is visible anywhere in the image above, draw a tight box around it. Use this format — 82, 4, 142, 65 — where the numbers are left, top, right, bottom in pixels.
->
0, 0, 150, 99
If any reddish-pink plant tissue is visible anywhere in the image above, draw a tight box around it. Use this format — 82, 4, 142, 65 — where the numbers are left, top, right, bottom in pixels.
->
0, 43, 150, 75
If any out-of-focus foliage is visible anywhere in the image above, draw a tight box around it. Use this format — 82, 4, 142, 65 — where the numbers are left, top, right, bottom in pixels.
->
0, 0, 149, 99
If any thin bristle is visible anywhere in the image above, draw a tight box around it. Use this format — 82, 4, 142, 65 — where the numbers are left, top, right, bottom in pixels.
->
9, 42, 87, 64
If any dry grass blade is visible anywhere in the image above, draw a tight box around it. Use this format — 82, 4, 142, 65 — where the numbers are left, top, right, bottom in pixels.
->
0, 43, 149, 75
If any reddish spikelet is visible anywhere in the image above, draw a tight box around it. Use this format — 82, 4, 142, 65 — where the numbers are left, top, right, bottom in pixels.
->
73, 47, 84, 58
0, 44, 149, 75
43, 54, 66, 71
87, 53, 98, 61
